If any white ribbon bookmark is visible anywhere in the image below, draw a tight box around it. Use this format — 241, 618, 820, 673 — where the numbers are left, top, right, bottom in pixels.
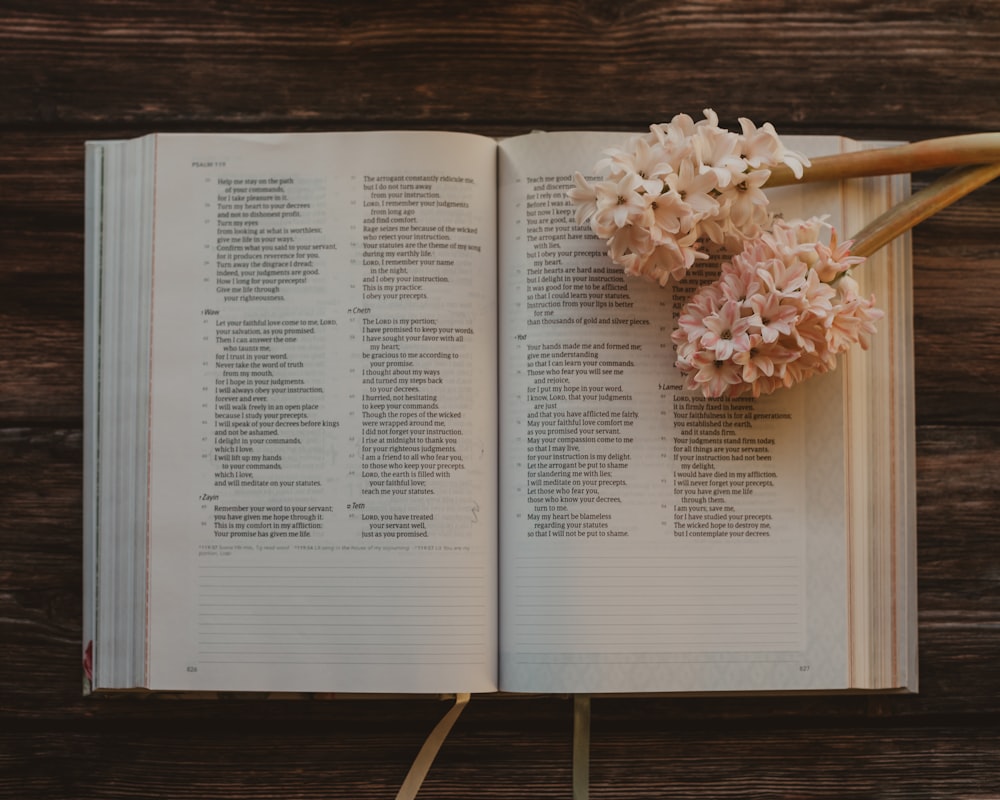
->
395, 693, 591, 798
573, 695, 591, 800
395, 693, 472, 800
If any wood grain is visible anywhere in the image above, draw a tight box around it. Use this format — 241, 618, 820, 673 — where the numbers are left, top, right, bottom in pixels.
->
3, 724, 1000, 798
0, 2, 998, 135
3, 1, 1000, 797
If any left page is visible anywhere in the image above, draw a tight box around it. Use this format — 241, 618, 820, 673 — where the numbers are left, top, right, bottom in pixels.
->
144, 131, 498, 693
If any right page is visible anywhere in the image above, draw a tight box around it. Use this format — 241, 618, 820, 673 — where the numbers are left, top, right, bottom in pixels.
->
496, 131, 911, 694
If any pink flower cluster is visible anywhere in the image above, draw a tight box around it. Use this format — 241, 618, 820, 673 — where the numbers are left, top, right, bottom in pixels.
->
671, 217, 883, 398
569, 109, 810, 285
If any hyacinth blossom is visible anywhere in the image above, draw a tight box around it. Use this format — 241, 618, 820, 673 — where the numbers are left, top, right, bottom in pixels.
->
669, 153, 1000, 398
671, 217, 881, 398
568, 109, 811, 285
570, 117, 1000, 397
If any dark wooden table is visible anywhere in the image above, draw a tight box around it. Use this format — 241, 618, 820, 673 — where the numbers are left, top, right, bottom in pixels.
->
3, 2, 1000, 797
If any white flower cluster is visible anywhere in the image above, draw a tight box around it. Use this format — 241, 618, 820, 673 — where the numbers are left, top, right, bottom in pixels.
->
671, 217, 882, 398
569, 109, 810, 285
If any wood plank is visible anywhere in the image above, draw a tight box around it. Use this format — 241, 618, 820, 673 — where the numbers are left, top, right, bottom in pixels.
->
2, 723, 999, 798
0, 2, 997, 134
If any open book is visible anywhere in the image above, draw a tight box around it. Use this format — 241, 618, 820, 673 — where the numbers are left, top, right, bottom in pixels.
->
83, 129, 916, 696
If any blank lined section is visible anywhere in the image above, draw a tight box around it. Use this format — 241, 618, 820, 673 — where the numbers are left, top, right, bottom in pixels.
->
196, 563, 487, 665
513, 555, 804, 655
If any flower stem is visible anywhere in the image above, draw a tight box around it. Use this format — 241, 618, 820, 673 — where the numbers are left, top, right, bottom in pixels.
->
764, 132, 1000, 188
849, 162, 1000, 258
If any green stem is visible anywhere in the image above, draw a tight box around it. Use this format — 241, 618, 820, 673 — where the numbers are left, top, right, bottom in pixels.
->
849, 162, 1000, 258
764, 132, 1000, 188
